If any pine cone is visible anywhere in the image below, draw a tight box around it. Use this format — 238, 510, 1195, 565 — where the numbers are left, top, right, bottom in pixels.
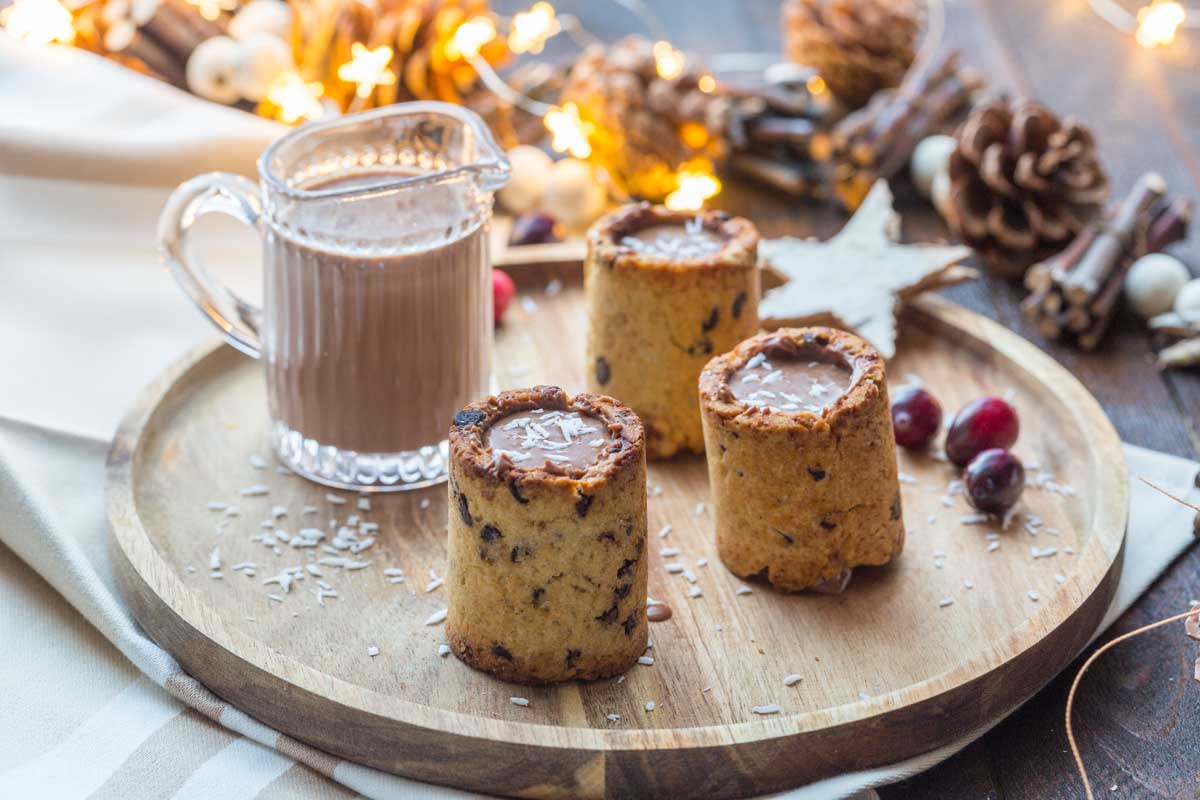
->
558, 36, 730, 201
294, 0, 509, 113
782, 0, 920, 109
941, 97, 1110, 279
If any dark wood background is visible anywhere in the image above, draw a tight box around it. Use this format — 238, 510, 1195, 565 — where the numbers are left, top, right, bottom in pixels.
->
521, 0, 1200, 796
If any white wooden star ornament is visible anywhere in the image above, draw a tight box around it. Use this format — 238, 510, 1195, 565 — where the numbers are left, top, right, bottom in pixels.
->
759, 180, 978, 358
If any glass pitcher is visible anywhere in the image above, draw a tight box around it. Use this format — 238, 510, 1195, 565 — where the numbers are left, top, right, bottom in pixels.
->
158, 103, 511, 491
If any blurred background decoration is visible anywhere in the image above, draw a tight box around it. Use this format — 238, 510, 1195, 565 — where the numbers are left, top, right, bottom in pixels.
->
0, 0, 1193, 243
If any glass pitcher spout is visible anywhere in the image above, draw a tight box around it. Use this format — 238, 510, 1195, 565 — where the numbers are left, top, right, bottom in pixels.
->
256, 102, 511, 255
259, 101, 510, 199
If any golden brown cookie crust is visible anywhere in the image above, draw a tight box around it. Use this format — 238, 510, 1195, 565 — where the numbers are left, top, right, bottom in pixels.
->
446, 386, 649, 684
699, 327, 905, 592
588, 202, 759, 274
585, 203, 760, 459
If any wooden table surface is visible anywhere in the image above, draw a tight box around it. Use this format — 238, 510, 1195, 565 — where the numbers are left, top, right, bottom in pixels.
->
538, 0, 1200, 796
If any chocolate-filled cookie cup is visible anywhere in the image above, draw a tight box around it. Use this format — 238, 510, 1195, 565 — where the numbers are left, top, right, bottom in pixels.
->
446, 386, 648, 684
699, 328, 905, 592
585, 202, 760, 460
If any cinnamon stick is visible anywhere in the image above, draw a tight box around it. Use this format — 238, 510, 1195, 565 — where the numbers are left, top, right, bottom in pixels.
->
1062, 172, 1166, 306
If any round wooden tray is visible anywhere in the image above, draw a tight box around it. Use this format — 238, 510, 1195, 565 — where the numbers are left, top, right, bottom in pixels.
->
106, 288, 1126, 800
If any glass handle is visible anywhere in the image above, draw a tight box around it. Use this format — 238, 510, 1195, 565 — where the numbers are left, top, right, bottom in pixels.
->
157, 173, 264, 359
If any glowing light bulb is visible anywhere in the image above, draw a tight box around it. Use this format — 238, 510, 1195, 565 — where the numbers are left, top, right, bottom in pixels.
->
806, 74, 827, 96
508, 1, 558, 55
1, 0, 75, 45
664, 168, 721, 211
448, 16, 496, 59
653, 40, 684, 80
697, 74, 716, 93
1136, 1, 1186, 47
266, 71, 325, 124
338, 42, 397, 99
544, 102, 594, 159
185, 0, 237, 22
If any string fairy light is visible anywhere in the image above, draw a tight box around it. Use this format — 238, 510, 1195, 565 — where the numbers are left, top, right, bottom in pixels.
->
337, 42, 397, 99
446, 14, 497, 60
1, 0, 75, 45
1087, 0, 1199, 48
652, 39, 684, 79
543, 101, 594, 158
264, 71, 325, 124
664, 164, 722, 211
507, 1, 558, 55
183, 0, 236, 22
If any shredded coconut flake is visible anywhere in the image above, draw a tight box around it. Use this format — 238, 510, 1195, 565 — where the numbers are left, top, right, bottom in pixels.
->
367, 646, 380, 657
510, 696, 530, 707
752, 704, 781, 715
783, 674, 803, 687
424, 608, 448, 626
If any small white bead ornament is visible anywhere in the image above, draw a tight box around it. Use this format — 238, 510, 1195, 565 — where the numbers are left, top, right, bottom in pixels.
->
186, 36, 243, 104
910, 134, 956, 198
229, 0, 293, 41
1173, 276, 1200, 315
542, 158, 607, 229
497, 145, 553, 214
234, 32, 292, 102
1124, 252, 1190, 319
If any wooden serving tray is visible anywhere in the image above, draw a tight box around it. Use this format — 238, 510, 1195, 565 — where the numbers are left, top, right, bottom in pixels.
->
106, 279, 1126, 800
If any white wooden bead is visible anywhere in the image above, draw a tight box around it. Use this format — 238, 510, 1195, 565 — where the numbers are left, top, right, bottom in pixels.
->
930, 169, 952, 219
497, 146, 552, 215
1173, 276, 1200, 315
229, 0, 292, 41
911, 135, 957, 198
1124, 253, 1190, 319
186, 36, 243, 105
234, 33, 292, 102
542, 158, 606, 229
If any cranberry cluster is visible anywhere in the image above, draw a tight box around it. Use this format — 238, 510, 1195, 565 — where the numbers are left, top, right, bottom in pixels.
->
891, 386, 1025, 514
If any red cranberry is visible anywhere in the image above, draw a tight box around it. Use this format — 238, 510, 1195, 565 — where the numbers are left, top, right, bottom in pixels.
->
492, 269, 515, 326
891, 386, 942, 450
945, 396, 1019, 466
964, 449, 1025, 513
510, 211, 561, 246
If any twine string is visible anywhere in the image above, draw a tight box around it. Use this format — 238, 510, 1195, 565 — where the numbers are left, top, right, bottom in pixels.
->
1066, 477, 1200, 799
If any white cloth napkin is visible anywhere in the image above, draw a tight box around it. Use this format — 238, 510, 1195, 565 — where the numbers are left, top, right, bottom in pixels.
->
2, 40, 1199, 800
0, 38, 282, 187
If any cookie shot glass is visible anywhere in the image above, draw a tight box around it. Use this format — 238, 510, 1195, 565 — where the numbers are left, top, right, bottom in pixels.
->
699, 328, 905, 592
446, 386, 649, 684
584, 202, 759, 459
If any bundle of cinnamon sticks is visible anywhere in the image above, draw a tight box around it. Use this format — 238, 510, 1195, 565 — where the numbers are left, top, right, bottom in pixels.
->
86, 0, 223, 89
826, 50, 984, 211
1021, 172, 1193, 350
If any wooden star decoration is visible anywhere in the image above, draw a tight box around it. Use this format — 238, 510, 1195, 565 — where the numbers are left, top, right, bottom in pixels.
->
759, 180, 978, 359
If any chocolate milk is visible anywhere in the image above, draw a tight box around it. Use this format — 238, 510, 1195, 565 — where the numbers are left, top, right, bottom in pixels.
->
263, 170, 491, 454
